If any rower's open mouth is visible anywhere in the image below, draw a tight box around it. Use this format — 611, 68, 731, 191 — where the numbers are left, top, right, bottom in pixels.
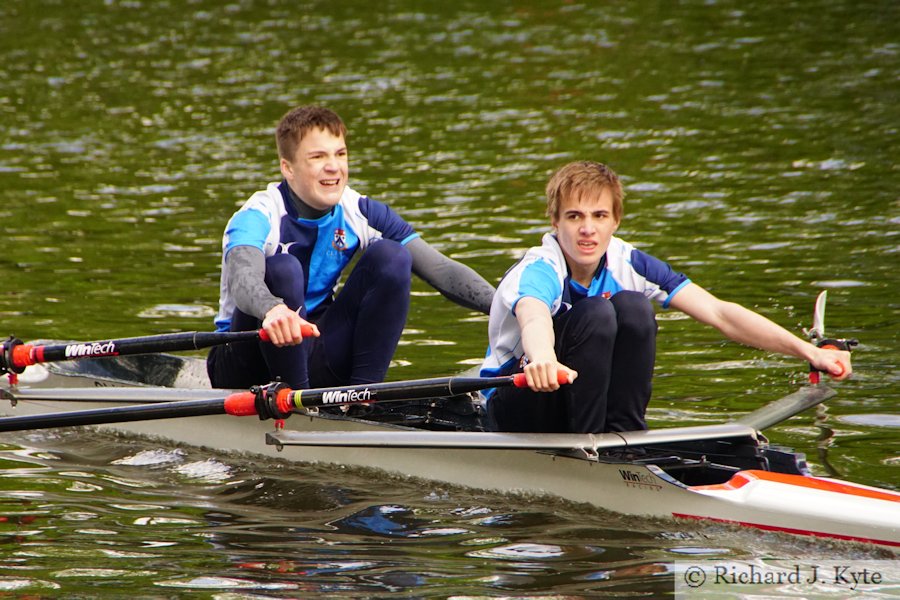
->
320, 179, 341, 187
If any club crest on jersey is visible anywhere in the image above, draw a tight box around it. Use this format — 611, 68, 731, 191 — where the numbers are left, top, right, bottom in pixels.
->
332, 228, 347, 251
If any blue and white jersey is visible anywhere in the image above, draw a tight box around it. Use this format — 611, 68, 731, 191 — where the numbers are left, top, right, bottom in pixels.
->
480, 232, 690, 378
214, 181, 418, 331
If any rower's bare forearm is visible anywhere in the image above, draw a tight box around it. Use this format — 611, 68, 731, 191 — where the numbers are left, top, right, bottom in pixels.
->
714, 302, 816, 360
515, 297, 577, 390
673, 285, 852, 379
673, 284, 815, 360
718, 302, 852, 379
516, 298, 557, 364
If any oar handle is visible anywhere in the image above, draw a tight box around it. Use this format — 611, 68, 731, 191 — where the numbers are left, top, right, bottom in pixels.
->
808, 337, 857, 383
1, 326, 315, 374
511, 371, 570, 388
224, 392, 259, 416
256, 325, 316, 343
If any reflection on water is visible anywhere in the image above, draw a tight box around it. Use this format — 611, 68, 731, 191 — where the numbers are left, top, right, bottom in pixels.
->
0, 0, 897, 595
2, 429, 893, 596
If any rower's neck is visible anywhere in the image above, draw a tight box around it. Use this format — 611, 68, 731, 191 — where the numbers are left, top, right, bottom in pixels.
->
567, 253, 607, 288
288, 187, 331, 220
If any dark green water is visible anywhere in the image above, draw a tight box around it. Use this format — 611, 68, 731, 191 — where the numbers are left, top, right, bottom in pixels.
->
1, 0, 897, 596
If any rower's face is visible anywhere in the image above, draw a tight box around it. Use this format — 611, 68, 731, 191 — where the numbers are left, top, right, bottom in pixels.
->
552, 188, 619, 284
280, 127, 348, 211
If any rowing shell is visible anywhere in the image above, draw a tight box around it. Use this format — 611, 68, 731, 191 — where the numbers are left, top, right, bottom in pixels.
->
2, 351, 898, 549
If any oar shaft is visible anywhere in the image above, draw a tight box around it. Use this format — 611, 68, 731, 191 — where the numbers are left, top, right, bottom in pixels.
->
273, 372, 564, 412
2, 387, 231, 404
0, 399, 228, 432
1, 326, 314, 374
21, 331, 260, 363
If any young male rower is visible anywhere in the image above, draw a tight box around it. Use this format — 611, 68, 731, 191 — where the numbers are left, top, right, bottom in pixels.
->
208, 105, 495, 389
480, 160, 852, 434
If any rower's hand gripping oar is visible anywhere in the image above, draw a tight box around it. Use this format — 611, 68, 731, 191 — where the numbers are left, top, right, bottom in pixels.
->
0, 371, 569, 432
804, 291, 857, 384
0, 326, 315, 377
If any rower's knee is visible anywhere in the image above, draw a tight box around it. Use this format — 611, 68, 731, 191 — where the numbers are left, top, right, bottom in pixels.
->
565, 296, 617, 342
611, 291, 657, 340
361, 239, 412, 287
264, 254, 306, 304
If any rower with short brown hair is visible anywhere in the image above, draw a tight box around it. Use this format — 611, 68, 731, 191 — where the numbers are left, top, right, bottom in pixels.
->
208, 105, 495, 390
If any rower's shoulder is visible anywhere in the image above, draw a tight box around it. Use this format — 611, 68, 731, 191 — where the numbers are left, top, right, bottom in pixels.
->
238, 182, 286, 215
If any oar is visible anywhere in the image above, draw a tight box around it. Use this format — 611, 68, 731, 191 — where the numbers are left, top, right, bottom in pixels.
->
0, 326, 315, 375
1, 387, 231, 404
0, 371, 568, 432
0, 398, 238, 431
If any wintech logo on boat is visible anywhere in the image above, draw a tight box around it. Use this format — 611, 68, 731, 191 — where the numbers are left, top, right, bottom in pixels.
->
320, 387, 374, 404
618, 469, 662, 491
64, 341, 118, 358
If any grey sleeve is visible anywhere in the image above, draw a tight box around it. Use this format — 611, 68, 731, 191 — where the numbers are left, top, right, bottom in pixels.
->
407, 237, 495, 314
225, 245, 283, 321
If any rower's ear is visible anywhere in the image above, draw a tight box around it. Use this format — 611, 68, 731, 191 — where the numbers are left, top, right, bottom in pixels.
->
280, 157, 293, 180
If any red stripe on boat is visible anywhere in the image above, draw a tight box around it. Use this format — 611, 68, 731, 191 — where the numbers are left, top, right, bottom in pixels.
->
672, 513, 900, 548
690, 469, 900, 503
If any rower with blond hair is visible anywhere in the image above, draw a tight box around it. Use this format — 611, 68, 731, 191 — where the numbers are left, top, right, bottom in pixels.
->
481, 160, 851, 434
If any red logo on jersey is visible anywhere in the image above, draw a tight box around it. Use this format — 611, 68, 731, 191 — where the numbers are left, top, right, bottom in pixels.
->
332, 228, 347, 251
601, 291, 612, 299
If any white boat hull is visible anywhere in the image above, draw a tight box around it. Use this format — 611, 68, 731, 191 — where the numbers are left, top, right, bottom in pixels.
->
3, 359, 899, 549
